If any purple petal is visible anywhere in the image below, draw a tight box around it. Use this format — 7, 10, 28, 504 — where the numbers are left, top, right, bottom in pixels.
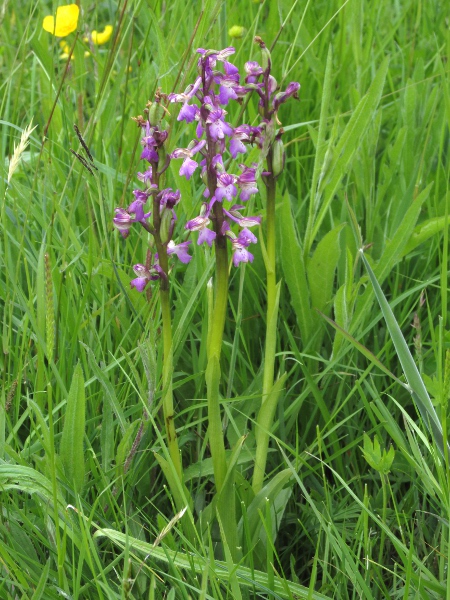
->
180, 157, 198, 180
232, 246, 254, 267
130, 277, 148, 292
229, 138, 247, 158
178, 103, 198, 123
198, 227, 216, 246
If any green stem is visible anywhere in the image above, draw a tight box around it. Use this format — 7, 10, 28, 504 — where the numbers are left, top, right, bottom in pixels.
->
378, 473, 388, 567
152, 189, 182, 480
160, 284, 182, 479
253, 150, 278, 494
47, 383, 64, 588
206, 207, 229, 493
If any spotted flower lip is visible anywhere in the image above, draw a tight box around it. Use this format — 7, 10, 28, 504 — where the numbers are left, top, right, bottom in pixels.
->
231, 242, 254, 267
206, 109, 233, 141
215, 173, 237, 202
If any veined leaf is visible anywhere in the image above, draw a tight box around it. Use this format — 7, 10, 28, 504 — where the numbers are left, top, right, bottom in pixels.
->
59, 363, 86, 493
279, 192, 312, 344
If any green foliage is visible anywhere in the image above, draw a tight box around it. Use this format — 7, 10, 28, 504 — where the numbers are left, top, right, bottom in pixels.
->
362, 433, 395, 475
1, 0, 450, 597
59, 363, 86, 493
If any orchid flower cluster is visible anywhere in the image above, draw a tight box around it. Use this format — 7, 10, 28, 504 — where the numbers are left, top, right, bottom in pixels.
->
169, 45, 299, 267
113, 95, 192, 292
113, 41, 300, 289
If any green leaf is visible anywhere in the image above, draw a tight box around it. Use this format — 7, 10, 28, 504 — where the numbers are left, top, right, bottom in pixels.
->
360, 251, 447, 458
60, 363, 86, 493
362, 433, 395, 474
308, 57, 389, 248
401, 215, 450, 257
82, 343, 126, 434
307, 223, 344, 347
94, 526, 331, 600
351, 183, 432, 335
279, 192, 312, 343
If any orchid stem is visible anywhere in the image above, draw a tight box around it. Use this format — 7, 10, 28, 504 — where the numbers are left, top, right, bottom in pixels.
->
253, 149, 278, 494
206, 213, 228, 493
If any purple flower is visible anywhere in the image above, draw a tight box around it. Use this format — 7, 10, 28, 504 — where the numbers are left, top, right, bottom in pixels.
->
231, 241, 254, 267
141, 146, 159, 163
130, 263, 161, 292
113, 208, 133, 238
206, 109, 233, 141
167, 240, 192, 263
168, 78, 202, 123
137, 167, 153, 185
273, 82, 300, 110
215, 173, 237, 202
215, 61, 240, 105
244, 61, 263, 83
237, 165, 258, 201
224, 206, 261, 228
170, 139, 207, 180
185, 205, 217, 246
128, 199, 151, 223
237, 227, 258, 245
159, 188, 181, 209
236, 215, 261, 228
229, 125, 250, 158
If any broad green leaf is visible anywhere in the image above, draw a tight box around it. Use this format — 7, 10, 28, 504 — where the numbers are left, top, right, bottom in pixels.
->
60, 363, 86, 493
238, 468, 293, 551
279, 192, 312, 343
307, 223, 344, 327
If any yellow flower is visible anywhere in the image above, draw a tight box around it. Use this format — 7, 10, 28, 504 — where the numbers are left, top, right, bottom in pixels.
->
43, 4, 79, 37
90, 25, 113, 45
59, 41, 90, 60
228, 25, 245, 39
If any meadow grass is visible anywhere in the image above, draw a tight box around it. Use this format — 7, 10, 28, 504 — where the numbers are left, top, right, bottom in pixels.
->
1, 0, 450, 598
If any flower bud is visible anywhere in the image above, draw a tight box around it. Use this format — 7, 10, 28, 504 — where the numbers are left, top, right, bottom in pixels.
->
148, 101, 165, 126
272, 137, 285, 178
229, 25, 245, 39
254, 36, 271, 73
159, 207, 173, 243
158, 145, 167, 172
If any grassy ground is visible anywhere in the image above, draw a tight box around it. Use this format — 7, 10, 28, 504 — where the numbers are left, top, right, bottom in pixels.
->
1, 0, 450, 598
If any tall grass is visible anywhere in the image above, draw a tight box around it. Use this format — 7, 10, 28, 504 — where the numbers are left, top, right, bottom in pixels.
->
1, 0, 450, 598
